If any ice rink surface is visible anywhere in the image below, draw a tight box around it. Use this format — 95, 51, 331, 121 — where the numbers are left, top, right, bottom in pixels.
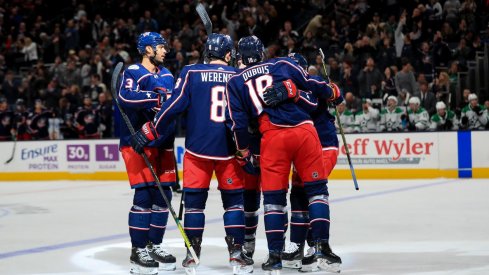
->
1, 178, 489, 275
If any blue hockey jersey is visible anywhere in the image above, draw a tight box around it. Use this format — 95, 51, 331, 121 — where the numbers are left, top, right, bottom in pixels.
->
153, 63, 238, 159
309, 75, 339, 149
118, 63, 175, 148
226, 57, 336, 150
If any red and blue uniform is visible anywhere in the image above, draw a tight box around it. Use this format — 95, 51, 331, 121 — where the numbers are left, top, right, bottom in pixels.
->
118, 63, 176, 189
226, 56, 338, 252
152, 62, 246, 244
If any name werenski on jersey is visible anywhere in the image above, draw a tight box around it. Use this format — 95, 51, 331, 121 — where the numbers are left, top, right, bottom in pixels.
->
242, 65, 270, 81
201, 72, 233, 83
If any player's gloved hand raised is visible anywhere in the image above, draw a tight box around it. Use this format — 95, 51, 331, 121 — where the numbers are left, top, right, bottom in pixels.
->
328, 83, 344, 106
130, 122, 159, 154
263, 79, 298, 107
235, 149, 260, 175
154, 87, 170, 107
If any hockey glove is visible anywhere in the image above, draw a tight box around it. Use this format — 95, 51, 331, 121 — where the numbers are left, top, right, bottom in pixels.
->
154, 87, 170, 108
329, 83, 344, 106
327, 82, 342, 102
263, 79, 298, 107
235, 149, 260, 175
130, 122, 159, 154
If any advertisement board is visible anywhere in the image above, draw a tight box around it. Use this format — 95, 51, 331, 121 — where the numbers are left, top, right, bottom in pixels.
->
0, 131, 487, 181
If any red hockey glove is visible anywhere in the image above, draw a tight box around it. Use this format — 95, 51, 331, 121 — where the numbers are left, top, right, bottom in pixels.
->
130, 122, 159, 154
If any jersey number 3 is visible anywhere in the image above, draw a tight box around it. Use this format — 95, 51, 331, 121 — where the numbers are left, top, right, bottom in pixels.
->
210, 86, 226, 122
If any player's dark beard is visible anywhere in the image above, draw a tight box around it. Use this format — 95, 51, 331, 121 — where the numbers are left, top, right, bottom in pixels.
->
149, 48, 163, 67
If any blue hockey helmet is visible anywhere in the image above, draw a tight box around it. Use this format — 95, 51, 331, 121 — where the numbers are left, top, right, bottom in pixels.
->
238, 36, 265, 65
205, 33, 234, 60
137, 32, 168, 55
288, 53, 308, 70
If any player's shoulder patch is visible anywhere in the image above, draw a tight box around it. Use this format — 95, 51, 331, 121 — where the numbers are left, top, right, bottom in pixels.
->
431, 114, 440, 122
128, 64, 140, 70
395, 107, 404, 113
380, 109, 388, 115
461, 105, 470, 113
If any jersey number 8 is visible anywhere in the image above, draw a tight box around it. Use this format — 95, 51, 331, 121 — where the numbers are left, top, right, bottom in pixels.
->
210, 86, 226, 122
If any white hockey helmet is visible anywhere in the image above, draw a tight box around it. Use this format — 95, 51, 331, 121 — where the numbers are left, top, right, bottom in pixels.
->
436, 101, 446, 110
468, 93, 478, 101
408, 96, 420, 105
387, 95, 398, 104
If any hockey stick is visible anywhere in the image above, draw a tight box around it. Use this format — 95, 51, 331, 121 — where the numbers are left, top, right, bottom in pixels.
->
111, 62, 199, 264
319, 49, 359, 190
196, 3, 212, 36
4, 133, 17, 164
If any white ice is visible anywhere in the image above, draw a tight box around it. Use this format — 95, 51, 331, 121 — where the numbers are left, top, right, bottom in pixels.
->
1, 178, 488, 275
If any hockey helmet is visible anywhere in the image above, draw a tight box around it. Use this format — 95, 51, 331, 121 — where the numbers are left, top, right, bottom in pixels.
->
137, 32, 168, 55
238, 36, 265, 65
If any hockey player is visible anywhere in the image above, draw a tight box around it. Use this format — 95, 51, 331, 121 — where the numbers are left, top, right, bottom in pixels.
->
379, 96, 403, 132
354, 98, 380, 132
119, 32, 177, 275
130, 33, 253, 274
406, 97, 430, 131
331, 101, 355, 133
264, 53, 342, 272
226, 36, 342, 274
460, 93, 487, 130
430, 101, 459, 131
0, 96, 15, 141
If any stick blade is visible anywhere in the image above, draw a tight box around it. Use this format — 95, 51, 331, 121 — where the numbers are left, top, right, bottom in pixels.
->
196, 3, 212, 35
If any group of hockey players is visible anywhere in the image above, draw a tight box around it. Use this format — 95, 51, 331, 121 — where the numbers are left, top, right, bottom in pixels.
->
333, 93, 488, 133
118, 30, 422, 275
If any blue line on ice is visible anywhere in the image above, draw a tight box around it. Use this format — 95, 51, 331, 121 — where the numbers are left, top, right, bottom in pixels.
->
0, 179, 458, 260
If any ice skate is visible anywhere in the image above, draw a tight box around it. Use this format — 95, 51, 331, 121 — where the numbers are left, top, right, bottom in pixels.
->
282, 242, 304, 269
299, 246, 318, 273
315, 240, 341, 273
225, 236, 254, 274
243, 238, 256, 259
146, 242, 176, 271
299, 241, 341, 273
182, 237, 202, 275
130, 247, 159, 275
262, 251, 282, 275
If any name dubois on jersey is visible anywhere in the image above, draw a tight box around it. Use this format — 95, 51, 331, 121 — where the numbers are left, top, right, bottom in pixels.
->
242, 65, 270, 81
201, 72, 233, 83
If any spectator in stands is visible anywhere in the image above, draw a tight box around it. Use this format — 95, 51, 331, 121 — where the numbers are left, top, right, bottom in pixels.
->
419, 80, 437, 116
430, 101, 459, 131
357, 57, 383, 99
345, 92, 362, 114
1, 71, 19, 107
92, 14, 109, 43
96, 92, 112, 138
138, 11, 158, 33
14, 99, 30, 140
460, 93, 487, 130
354, 98, 380, 133
395, 58, 419, 97
432, 71, 451, 106
29, 100, 50, 140
20, 37, 38, 65
339, 61, 357, 96
75, 96, 100, 139
406, 97, 430, 131
381, 66, 397, 103
0, 96, 14, 140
